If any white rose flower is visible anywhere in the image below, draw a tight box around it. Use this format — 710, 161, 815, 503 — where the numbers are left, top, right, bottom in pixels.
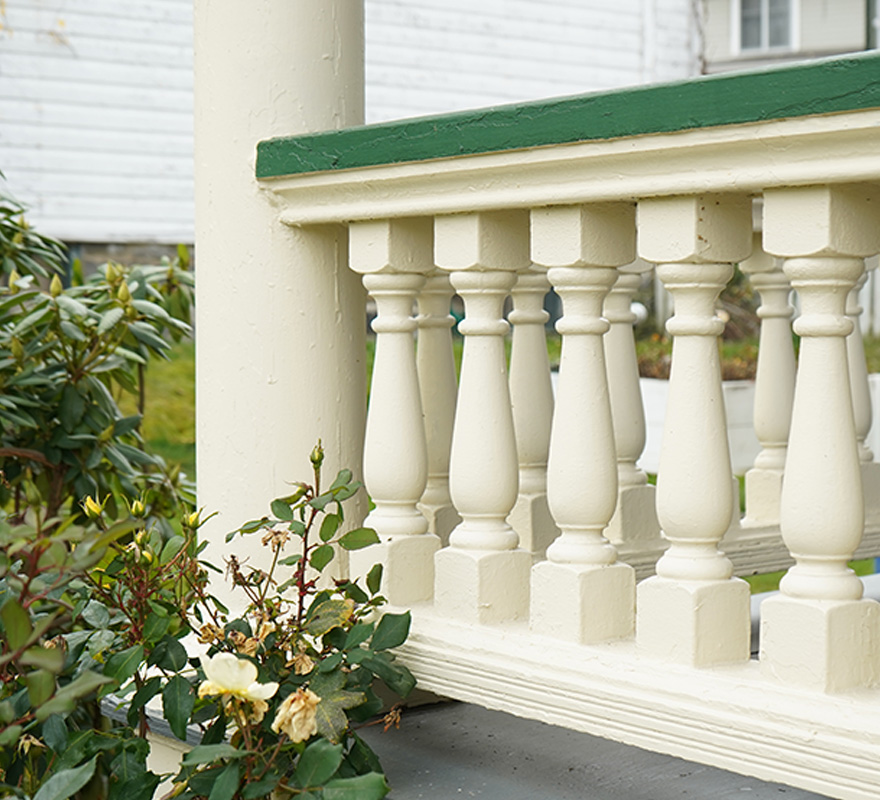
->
198, 652, 279, 704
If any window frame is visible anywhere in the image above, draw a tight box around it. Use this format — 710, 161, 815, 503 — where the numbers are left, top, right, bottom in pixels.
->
731, 0, 800, 56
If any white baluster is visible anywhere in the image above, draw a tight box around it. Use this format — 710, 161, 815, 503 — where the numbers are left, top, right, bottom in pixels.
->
529, 204, 636, 644
740, 234, 796, 527
603, 259, 662, 547
416, 271, 461, 544
348, 219, 440, 605
760, 186, 880, 691
847, 265, 880, 527
508, 268, 558, 557
433, 211, 532, 624
636, 195, 752, 666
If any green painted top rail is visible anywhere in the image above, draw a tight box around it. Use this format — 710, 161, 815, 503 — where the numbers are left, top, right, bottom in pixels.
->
256, 52, 880, 180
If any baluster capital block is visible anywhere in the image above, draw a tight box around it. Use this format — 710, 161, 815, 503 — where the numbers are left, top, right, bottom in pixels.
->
763, 186, 880, 258
349, 217, 434, 274
637, 194, 752, 264
434, 210, 530, 272
530, 203, 635, 267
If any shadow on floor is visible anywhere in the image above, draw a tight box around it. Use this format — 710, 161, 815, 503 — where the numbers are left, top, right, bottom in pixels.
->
360, 702, 830, 800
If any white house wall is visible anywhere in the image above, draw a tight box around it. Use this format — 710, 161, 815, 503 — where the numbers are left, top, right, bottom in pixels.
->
0, 0, 193, 244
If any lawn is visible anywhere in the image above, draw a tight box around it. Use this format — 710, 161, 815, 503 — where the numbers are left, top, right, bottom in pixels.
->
149, 333, 880, 591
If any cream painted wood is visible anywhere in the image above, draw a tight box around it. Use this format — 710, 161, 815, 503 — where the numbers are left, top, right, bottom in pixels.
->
416, 272, 461, 545
761, 186, 880, 692
635, 195, 752, 667
195, 0, 366, 607
529, 204, 636, 644
740, 235, 795, 528
268, 109, 880, 227
603, 259, 662, 547
846, 266, 880, 527
347, 219, 440, 604
432, 211, 532, 624
508, 268, 558, 557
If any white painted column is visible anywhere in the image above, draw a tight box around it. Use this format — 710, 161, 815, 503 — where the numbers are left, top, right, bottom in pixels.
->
760, 186, 880, 692
636, 195, 752, 667
348, 219, 440, 604
741, 234, 795, 527
529, 204, 636, 644
603, 259, 662, 547
508, 268, 558, 557
194, 1, 366, 601
433, 211, 532, 624
847, 266, 880, 527
416, 272, 460, 545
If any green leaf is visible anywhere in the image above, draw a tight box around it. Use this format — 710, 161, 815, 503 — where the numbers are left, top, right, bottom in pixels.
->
27, 668, 56, 706
0, 724, 23, 747
310, 543, 335, 572
110, 774, 161, 800
153, 635, 187, 671
33, 755, 98, 800
295, 738, 344, 788
163, 675, 195, 740
103, 644, 144, 686
305, 599, 353, 637
1, 598, 32, 650
182, 744, 249, 766
309, 671, 365, 743
97, 306, 124, 334
208, 761, 240, 800
329, 469, 353, 491
366, 564, 383, 595
128, 676, 162, 725
82, 600, 110, 628
20, 645, 64, 672
360, 653, 416, 698
59, 384, 86, 432
338, 528, 380, 551
159, 536, 185, 565
308, 492, 334, 511
370, 612, 411, 651
37, 671, 114, 720
241, 775, 283, 798
270, 498, 294, 521
344, 623, 374, 650
142, 613, 170, 643
42, 714, 68, 753
323, 772, 390, 800
319, 513, 341, 542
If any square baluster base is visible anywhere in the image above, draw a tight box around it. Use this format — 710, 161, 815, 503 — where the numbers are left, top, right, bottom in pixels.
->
434, 547, 531, 624
742, 467, 784, 527
760, 594, 880, 692
349, 533, 441, 606
604, 484, 661, 546
530, 561, 635, 644
637, 575, 750, 666
508, 492, 559, 558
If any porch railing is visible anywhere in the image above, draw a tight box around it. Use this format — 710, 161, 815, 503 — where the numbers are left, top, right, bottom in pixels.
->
256, 53, 880, 799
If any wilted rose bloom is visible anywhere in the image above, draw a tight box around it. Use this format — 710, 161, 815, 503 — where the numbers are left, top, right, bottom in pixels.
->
292, 651, 315, 676
198, 653, 278, 705
271, 688, 321, 743
197, 623, 225, 645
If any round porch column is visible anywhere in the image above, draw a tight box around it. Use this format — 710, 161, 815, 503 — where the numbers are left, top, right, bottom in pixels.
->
740, 234, 795, 528
635, 194, 753, 667
433, 211, 532, 625
508, 268, 558, 557
760, 186, 880, 692
529, 204, 637, 644
194, 1, 366, 603
348, 219, 440, 605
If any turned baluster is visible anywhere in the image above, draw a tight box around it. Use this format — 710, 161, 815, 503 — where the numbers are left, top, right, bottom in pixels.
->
760, 186, 880, 691
636, 194, 753, 666
529, 204, 636, 644
416, 271, 461, 544
603, 259, 661, 547
741, 234, 796, 527
433, 211, 532, 624
348, 219, 440, 605
508, 268, 558, 557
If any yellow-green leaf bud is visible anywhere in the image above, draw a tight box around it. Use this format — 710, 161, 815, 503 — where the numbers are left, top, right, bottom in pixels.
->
105, 262, 120, 283
131, 499, 146, 518
8, 269, 20, 294
310, 440, 324, 469
83, 495, 103, 519
117, 280, 131, 304
49, 274, 63, 297
10, 337, 24, 362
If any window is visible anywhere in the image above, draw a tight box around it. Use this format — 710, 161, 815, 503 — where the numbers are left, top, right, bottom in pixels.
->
739, 0, 793, 52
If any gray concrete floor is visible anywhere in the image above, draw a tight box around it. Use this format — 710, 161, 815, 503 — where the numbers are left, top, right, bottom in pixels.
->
360, 702, 831, 800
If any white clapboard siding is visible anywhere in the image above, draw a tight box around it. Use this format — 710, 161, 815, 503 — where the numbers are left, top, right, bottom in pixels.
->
0, 0, 193, 244
0, 0, 696, 244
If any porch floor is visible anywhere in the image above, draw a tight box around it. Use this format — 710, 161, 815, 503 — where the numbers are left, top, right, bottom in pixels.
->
360, 701, 830, 799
